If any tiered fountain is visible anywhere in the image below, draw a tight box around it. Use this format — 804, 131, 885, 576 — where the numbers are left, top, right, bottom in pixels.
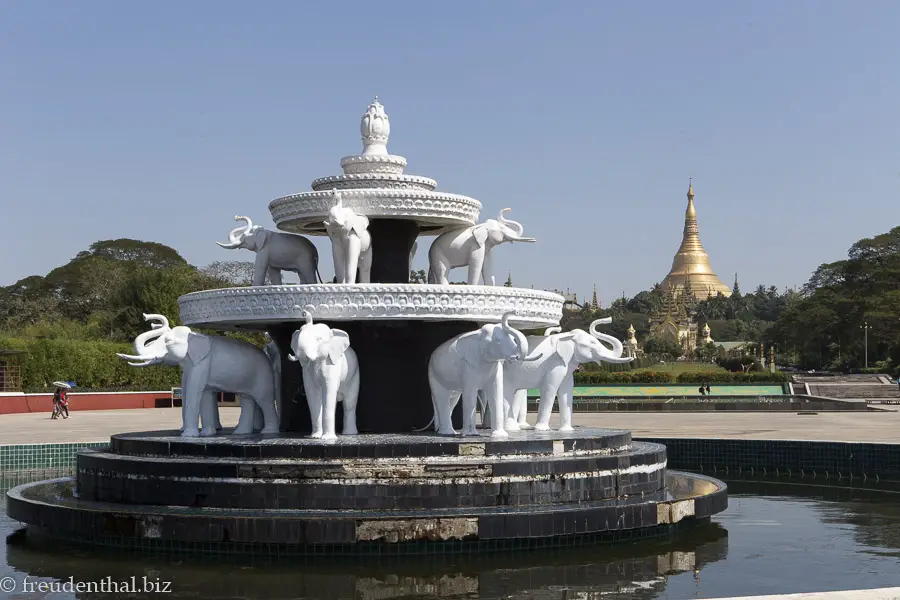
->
6, 98, 726, 555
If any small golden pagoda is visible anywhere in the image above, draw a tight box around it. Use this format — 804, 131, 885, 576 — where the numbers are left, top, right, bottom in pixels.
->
662, 180, 732, 299
649, 281, 699, 356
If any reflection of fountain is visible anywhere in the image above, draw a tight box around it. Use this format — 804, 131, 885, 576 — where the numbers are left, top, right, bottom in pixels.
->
6, 520, 728, 600
6, 98, 726, 555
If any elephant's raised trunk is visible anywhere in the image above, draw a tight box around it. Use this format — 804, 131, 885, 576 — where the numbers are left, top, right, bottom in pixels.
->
589, 318, 627, 359
501, 311, 530, 362
498, 208, 535, 242
216, 215, 253, 249
544, 326, 562, 336
116, 313, 170, 367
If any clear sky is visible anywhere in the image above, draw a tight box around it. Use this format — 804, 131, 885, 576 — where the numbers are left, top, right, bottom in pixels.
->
2, 1, 898, 304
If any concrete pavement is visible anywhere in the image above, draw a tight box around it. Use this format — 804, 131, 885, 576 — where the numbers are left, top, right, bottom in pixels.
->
1, 407, 898, 445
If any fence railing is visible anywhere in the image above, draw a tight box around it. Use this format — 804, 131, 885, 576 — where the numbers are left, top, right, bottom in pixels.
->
0, 365, 22, 392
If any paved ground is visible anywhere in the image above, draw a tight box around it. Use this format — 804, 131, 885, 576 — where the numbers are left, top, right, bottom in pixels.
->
1, 407, 898, 445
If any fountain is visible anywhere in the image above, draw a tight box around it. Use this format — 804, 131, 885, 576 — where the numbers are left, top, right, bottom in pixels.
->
6, 98, 726, 555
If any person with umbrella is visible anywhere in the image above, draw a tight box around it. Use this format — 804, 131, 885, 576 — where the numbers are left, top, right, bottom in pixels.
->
51, 381, 74, 420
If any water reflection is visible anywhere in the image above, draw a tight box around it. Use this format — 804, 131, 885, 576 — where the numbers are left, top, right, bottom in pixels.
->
3, 518, 727, 600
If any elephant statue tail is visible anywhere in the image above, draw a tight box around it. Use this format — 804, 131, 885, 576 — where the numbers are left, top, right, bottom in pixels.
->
314, 253, 323, 283
412, 416, 435, 432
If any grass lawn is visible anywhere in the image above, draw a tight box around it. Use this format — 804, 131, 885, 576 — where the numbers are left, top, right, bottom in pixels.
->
631, 362, 726, 374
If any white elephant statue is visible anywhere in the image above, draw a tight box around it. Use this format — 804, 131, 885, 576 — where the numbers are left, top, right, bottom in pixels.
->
263, 332, 282, 420
503, 318, 633, 432
117, 314, 279, 437
217, 215, 322, 286
287, 312, 360, 440
324, 190, 372, 284
427, 311, 531, 438
427, 208, 535, 286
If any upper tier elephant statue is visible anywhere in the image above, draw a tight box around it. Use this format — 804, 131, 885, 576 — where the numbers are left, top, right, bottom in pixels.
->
324, 190, 372, 284
287, 311, 360, 441
504, 318, 633, 432
427, 208, 535, 286
217, 215, 322, 286
427, 311, 532, 438
117, 314, 280, 437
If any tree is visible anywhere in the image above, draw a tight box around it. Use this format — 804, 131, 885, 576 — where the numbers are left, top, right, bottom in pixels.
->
201, 261, 256, 286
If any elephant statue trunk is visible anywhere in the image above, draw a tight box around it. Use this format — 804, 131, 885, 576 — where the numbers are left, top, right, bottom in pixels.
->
589, 318, 627, 359
216, 215, 253, 249
497, 208, 533, 241
501, 312, 530, 362
116, 313, 171, 367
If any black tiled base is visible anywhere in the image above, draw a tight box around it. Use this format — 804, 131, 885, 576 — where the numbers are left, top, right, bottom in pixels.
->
6, 471, 726, 556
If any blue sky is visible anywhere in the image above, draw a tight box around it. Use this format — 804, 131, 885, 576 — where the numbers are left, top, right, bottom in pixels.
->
2, 1, 898, 304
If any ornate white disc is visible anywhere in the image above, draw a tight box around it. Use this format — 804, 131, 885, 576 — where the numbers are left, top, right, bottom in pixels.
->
178, 284, 564, 330
269, 189, 481, 235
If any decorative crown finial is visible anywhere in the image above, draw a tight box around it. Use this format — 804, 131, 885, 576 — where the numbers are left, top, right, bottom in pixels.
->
360, 96, 390, 157
687, 177, 694, 198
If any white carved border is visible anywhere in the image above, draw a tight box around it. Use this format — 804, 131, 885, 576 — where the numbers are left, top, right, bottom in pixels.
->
311, 173, 437, 191
269, 189, 481, 233
340, 154, 407, 174
179, 284, 564, 330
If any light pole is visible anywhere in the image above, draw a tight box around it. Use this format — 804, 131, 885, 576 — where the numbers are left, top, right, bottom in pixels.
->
860, 321, 872, 369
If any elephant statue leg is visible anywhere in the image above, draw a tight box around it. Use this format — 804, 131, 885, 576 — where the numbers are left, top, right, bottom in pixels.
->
306, 381, 324, 439
267, 267, 283, 285
487, 362, 508, 438
322, 385, 340, 441
557, 377, 575, 432
252, 257, 268, 286
199, 390, 219, 437
516, 390, 533, 429
357, 248, 373, 284
466, 252, 484, 286
506, 387, 529, 432
534, 366, 566, 431
460, 381, 480, 436
233, 395, 258, 435
342, 376, 360, 435
252, 403, 264, 432
345, 236, 361, 285
331, 241, 346, 284
181, 371, 207, 437
481, 250, 495, 286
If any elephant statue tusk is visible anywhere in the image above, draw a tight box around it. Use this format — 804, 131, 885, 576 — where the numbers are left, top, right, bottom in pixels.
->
287, 353, 298, 362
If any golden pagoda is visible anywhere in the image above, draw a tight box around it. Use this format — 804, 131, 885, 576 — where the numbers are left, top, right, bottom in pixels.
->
661, 180, 732, 299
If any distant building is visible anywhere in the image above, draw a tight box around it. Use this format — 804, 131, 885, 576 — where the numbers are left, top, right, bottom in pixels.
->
661, 180, 732, 300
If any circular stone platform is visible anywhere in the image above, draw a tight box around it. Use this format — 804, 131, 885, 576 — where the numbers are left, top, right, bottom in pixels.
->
6, 428, 727, 556
178, 284, 565, 330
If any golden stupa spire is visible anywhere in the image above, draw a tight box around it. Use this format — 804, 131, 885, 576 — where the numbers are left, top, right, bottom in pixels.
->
661, 179, 732, 299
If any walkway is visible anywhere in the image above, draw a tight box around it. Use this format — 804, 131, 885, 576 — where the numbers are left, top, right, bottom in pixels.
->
0, 407, 898, 445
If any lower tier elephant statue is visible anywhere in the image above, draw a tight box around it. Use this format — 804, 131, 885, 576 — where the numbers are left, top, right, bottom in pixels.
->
116, 314, 280, 437
504, 318, 633, 432
427, 311, 531, 438
287, 312, 360, 441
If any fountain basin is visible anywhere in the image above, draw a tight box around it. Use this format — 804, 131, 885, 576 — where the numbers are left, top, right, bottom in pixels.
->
6, 428, 726, 556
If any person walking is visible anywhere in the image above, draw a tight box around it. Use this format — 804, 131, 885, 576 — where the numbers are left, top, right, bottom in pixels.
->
705, 383, 711, 395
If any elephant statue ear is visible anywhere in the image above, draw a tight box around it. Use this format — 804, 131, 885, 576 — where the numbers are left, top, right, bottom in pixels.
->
550, 332, 577, 364
186, 332, 212, 364
472, 224, 489, 247
325, 329, 351, 365
352, 214, 370, 237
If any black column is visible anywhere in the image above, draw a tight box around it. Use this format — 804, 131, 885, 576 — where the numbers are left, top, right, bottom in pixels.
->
367, 220, 420, 283
272, 320, 469, 434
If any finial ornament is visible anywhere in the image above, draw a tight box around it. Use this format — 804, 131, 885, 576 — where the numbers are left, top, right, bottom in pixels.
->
687, 177, 694, 198
360, 96, 390, 156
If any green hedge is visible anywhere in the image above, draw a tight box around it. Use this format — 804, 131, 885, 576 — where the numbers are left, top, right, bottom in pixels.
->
573, 370, 789, 385
0, 336, 181, 392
